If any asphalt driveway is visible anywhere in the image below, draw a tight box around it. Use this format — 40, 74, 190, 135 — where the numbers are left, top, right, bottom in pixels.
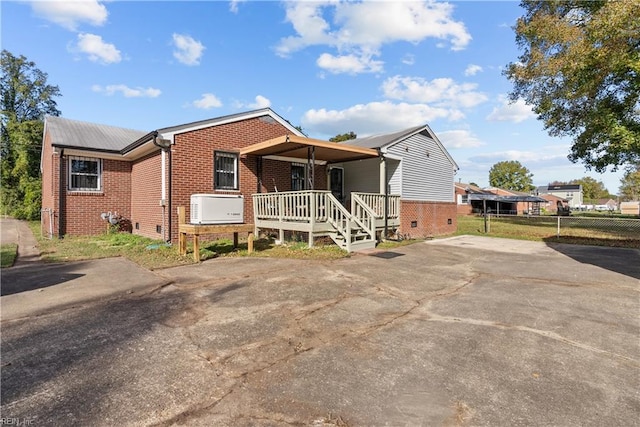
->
1, 236, 638, 426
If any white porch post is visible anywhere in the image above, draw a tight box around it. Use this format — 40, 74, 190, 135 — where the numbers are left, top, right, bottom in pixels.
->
379, 157, 386, 194
308, 192, 316, 247
380, 156, 389, 239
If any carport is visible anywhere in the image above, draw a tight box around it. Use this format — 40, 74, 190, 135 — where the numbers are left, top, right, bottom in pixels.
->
469, 194, 546, 215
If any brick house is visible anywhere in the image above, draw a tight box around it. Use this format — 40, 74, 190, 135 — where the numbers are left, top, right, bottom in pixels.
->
454, 184, 546, 216
539, 194, 569, 214
41, 109, 458, 251
535, 184, 583, 209
454, 182, 488, 215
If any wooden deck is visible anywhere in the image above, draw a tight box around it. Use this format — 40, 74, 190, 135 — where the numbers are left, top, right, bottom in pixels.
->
252, 191, 400, 252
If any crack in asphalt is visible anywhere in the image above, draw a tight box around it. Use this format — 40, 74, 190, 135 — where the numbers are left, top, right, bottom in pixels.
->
148, 262, 636, 425
150, 387, 236, 427
424, 312, 640, 367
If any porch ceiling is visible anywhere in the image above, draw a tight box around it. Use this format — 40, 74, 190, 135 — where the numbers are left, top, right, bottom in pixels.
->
239, 135, 379, 163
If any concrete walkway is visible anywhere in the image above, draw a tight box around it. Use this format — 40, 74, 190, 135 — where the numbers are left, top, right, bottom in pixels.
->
0, 217, 40, 265
0, 218, 170, 320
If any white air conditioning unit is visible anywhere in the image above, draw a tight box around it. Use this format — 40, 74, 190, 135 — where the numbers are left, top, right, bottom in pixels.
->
190, 194, 244, 224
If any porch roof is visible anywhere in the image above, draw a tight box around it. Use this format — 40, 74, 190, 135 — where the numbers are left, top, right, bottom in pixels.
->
239, 135, 379, 163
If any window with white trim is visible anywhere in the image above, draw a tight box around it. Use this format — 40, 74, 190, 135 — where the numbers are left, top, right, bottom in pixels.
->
69, 157, 101, 191
214, 151, 238, 190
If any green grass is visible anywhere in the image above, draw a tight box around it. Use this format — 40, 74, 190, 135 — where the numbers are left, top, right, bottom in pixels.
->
199, 238, 350, 261
29, 222, 194, 269
27, 222, 354, 267
24, 214, 640, 270
376, 238, 422, 250
455, 215, 640, 248
1, 243, 18, 268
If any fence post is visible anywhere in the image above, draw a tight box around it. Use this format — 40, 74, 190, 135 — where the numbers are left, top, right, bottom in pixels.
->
557, 216, 560, 238
483, 200, 488, 233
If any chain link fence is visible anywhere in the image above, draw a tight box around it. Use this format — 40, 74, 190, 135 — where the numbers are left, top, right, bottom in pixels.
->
484, 214, 640, 243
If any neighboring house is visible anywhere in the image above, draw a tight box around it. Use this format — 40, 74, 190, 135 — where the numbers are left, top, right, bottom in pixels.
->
538, 194, 569, 214
41, 109, 458, 252
536, 184, 583, 208
454, 182, 489, 215
454, 184, 546, 215
594, 198, 617, 211
484, 187, 533, 215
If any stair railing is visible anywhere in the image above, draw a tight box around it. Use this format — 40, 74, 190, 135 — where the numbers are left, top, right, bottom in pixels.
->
351, 193, 376, 241
325, 193, 353, 250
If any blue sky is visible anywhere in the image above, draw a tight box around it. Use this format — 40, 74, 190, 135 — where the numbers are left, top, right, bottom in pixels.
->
2, 0, 625, 193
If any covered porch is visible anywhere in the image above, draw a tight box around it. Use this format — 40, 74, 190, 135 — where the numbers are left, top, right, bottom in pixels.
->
240, 135, 401, 252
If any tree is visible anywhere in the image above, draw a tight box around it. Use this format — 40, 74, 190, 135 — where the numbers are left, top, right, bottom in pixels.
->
1, 50, 61, 219
294, 125, 307, 137
571, 177, 610, 201
505, 0, 640, 172
329, 131, 357, 142
619, 164, 640, 201
489, 160, 534, 191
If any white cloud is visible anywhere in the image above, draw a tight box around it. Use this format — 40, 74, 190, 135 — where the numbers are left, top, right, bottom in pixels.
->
468, 147, 569, 165
72, 33, 121, 64
276, 1, 470, 74
438, 130, 484, 149
234, 95, 271, 109
382, 75, 488, 109
278, 1, 471, 55
229, 0, 246, 13
464, 64, 483, 76
276, 1, 335, 57
30, 0, 107, 30
486, 96, 536, 123
92, 84, 161, 98
192, 93, 223, 109
401, 54, 415, 65
172, 34, 205, 66
248, 95, 271, 109
302, 101, 463, 137
316, 53, 383, 74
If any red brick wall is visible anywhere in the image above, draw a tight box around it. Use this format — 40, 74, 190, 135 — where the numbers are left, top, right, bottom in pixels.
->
454, 186, 473, 215
170, 116, 312, 242
131, 151, 166, 239
399, 200, 457, 238
63, 157, 132, 236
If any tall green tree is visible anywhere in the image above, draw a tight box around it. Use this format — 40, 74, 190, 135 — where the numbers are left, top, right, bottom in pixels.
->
1, 50, 61, 219
619, 164, 640, 201
329, 131, 357, 142
570, 176, 611, 201
505, 0, 640, 172
489, 160, 534, 192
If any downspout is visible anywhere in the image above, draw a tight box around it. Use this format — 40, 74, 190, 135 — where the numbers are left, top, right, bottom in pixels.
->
168, 147, 172, 243
153, 131, 172, 243
58, 148, 65, 238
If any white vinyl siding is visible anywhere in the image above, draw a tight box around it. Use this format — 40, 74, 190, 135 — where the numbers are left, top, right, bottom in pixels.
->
386, 158, 401, 195
341, 158, 379, 196
385, 132, 454, 202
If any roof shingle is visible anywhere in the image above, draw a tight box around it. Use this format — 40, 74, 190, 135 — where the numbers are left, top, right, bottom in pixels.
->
45, 116, 147, 152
